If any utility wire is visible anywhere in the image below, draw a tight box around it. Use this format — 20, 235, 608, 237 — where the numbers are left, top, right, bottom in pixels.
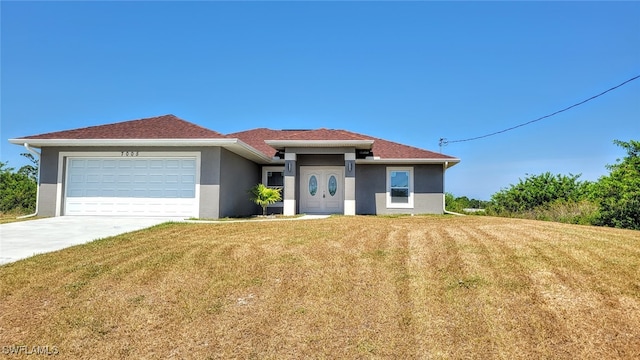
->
439, 74, 640, 148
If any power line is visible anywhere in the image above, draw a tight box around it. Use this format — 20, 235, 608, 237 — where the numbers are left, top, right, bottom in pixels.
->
439, 74, 640, 149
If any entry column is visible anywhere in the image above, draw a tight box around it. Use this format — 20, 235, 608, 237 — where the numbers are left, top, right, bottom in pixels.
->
344, 152, 356, 215
283, 152, 296, 216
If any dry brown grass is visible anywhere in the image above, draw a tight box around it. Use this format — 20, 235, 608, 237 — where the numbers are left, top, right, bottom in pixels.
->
0, 211, 36, 224
1, 216, 639, 359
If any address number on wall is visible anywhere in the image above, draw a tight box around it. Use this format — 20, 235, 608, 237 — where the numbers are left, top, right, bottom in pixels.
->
121, 151, 140, 157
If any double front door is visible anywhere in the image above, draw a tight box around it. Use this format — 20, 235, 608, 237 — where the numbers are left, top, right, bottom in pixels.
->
299, 167, 344, 214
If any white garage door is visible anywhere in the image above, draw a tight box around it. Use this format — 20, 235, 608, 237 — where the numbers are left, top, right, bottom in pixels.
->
65, 157, 198, 217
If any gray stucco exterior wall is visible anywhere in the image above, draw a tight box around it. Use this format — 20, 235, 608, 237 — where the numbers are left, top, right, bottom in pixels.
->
355, 164, 445, 215
355, 165, 385, 215
296, 154, 343, 166
199, 147, 221, 219
414, 165, 445, 194
219, 148, 261, 218
37, 148, 61, 217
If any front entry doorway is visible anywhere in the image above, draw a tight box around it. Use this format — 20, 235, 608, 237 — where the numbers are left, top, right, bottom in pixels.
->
299, 167, 344, 214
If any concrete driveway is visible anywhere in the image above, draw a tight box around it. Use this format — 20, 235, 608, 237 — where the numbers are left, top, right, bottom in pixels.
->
0, 216, 180, 265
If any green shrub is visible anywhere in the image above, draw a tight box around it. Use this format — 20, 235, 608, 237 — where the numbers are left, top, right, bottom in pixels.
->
590, 140, 640, 230
489, 172, 592, 215
249, 183, 282, 216
594, 193, 640, 230
0, 162, 37, 213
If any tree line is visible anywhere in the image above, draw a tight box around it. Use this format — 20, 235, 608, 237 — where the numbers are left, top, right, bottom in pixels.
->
447, 139, 640, 230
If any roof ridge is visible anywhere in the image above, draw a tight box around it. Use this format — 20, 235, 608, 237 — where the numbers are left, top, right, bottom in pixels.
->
15, 114, 226, 140
165, 115, 227, 137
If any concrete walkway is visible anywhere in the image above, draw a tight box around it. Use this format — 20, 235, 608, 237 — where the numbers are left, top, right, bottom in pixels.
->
0, 215, 330, 265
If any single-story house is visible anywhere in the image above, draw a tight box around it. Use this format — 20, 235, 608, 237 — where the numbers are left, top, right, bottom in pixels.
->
9, 114, 460, 218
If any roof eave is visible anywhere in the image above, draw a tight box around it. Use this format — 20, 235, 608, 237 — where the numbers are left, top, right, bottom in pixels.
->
9, 138, 273, 163
356, 158, 461, 167
224, 139, 275, 164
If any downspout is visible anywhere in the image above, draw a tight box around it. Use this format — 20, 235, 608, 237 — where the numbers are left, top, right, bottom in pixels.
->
17, 143, 41, 219
442, 161, 465, 216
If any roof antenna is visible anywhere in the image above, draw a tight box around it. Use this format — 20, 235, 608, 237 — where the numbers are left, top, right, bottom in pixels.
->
439, 138, 448, 153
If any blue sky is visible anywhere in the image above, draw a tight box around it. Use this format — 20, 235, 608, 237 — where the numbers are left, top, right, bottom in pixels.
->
1, 1, 638, 200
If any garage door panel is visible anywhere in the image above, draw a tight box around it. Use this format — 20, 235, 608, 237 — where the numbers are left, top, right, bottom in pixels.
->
84, 189, 101, 197
132, 189, 146, 197
182, 174, 195, 183
181, 189, 195, 197
65, 157, 198, 217
67, 189, 83, 197
71, 160, 85, 169
117, 174, 131, 184
87, 174, 100, 183
148, 189, 163, 198
149, 174, 163, 183
102, 188, 116, 197
166, 174, 179, 183
69, 174, 84, 183
87, 159, 102, 168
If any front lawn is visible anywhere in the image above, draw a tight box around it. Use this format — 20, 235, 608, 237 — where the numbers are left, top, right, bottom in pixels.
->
1, 216, 638, 359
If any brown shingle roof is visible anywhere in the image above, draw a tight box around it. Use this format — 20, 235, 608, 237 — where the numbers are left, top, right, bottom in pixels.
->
275, 128, 370, 141
229, 128, 285, 158
228, 128, 455, 160
18, 114, 225, 139
16, 114, 454, 160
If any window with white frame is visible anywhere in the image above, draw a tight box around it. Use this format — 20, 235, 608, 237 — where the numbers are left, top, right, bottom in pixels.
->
262, 166, 285, 207
387, 167, 414, 208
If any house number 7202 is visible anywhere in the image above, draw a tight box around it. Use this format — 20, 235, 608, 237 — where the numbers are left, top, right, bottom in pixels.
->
121, 151, 139, 157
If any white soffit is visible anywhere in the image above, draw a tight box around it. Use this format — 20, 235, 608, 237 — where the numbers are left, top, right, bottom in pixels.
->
9, 138, 237, 147
264, 140, 375, 150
